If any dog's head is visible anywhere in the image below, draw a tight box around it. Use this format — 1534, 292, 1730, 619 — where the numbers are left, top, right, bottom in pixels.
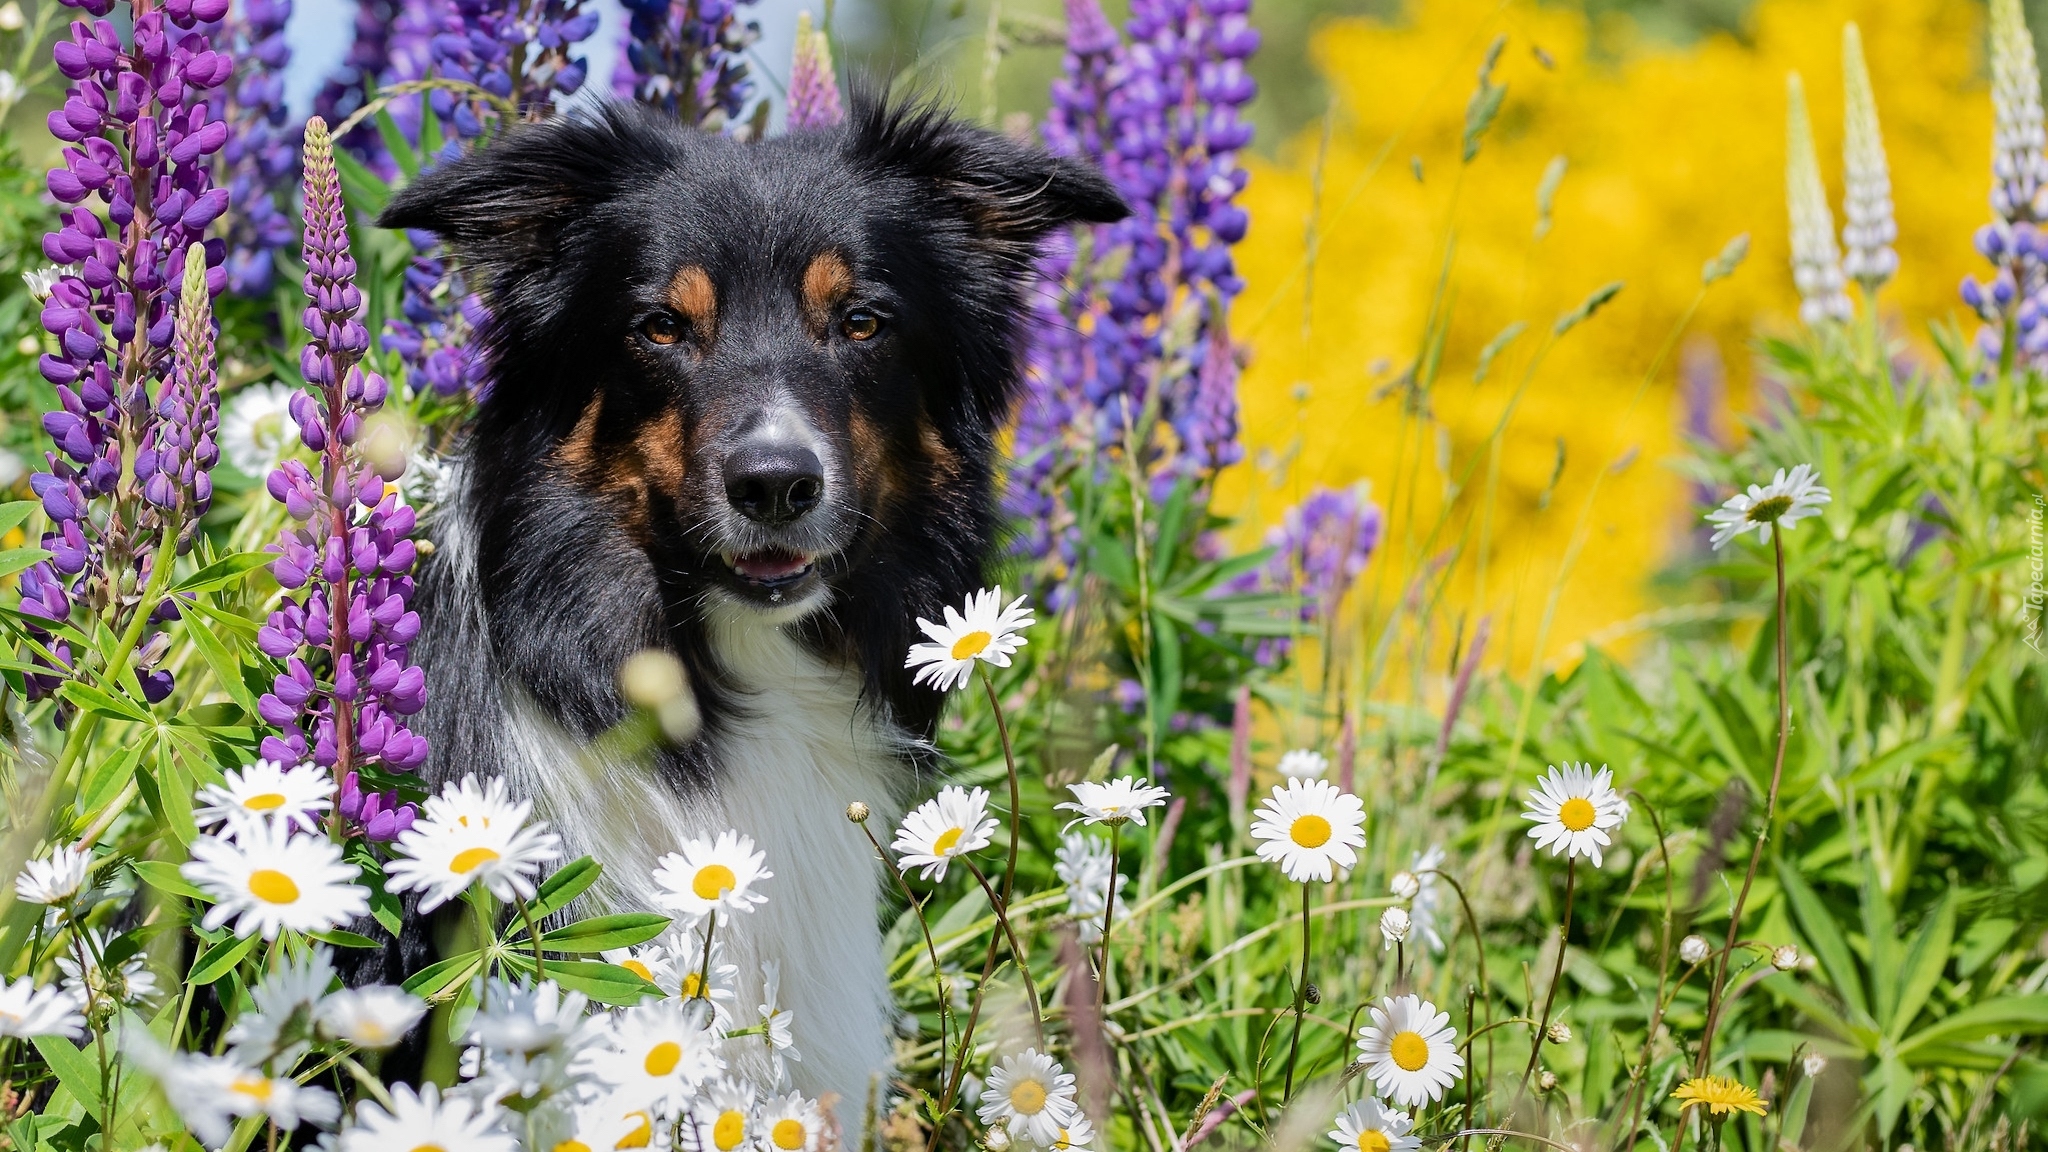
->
381, 94, 1125, 624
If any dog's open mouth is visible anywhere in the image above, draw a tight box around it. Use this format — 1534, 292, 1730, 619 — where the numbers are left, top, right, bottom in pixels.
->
725, 547, 815, 589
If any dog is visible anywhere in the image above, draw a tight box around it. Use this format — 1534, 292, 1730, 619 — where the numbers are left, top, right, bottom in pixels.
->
374, 91, 1125, 1113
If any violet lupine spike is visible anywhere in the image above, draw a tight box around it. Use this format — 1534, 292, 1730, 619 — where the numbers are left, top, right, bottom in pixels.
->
258, 116, 426, 840
312, 0, 399, 170
135, 244, 222, 548
219, 0, 296, 295
22, 0, 235, 703
1226, 483, 1382, 666
784, 11, 842, 132
617, 0, 759, 129
1963, 0, 2048, 370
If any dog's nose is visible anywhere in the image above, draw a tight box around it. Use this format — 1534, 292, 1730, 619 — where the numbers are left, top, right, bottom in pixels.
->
723, 443, 825, 526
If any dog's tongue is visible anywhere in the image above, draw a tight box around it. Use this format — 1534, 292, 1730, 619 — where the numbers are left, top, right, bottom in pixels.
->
733, 549, 809, 581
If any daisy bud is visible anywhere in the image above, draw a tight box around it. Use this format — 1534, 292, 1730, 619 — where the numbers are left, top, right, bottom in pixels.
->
1679, 934, 1711, 965
1380, 906, 1411, 948
1801, 1052, 1827, 1078
1772, 944, 1801, 971
1546, 1022, 1572, 1044
1536, 1070, 1558, 1093
847, 802, 871, 823
984, 1124, 1012, 1152
1389, 870, 1421, 900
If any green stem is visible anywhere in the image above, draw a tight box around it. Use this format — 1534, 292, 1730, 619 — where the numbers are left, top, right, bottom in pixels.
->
1282, 882, 1312, 1100
966, 859, 1044, 1042
514, 893, 544, 983
1523, 855, 1575, 1091
979, 669, 1024, 932
858, 819, 952, 1080
1099, 821, 1122, 1014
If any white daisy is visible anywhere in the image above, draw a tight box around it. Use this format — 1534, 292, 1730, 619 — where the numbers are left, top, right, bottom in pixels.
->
461, 978, 601, 1106
225, 947, 337, 1064
56, 928, 159, 1009
686, 1077, 757, 1152
1249, 779, 1367, 883
194, 759, 333, 836
1357, 994, 1465, 1107
978, 1049, 1080, 1147
559, 1092, 675, 1152
892, 785, 998, 882
1054, 834, 1126, 944
1401, 845, 1448, 953
759, 1090, 826, 1152
220, 381, 299, 478
15, 843, 90, 906
1704, 462, 1831, 548
386, 774, 562, 912
181, 820, 369, 939
1522, 762, 1628, 868
1329, 1097, 1420, 1152
316, 984, 427, 1049
338, 1081, 515, 1152
652, 829, 772, 922
1277, 749, 1330, 780
661, 925, 743, 1027
1051, 1112, 1097, 1151
606, 940, 680, 1001
149, 1049, 340, 1146
581, 998, 724, 1116
0, 976, 84, 1039
758, 960, 801, 1085
1056, 776, 1171, 829
906, 586, 1034, 691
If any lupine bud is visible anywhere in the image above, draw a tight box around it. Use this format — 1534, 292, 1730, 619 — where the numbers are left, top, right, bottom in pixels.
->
1784, 73, 1852, 327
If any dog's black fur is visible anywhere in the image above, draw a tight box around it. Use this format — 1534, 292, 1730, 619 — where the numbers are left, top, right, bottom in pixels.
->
357, 92, 1124, 1090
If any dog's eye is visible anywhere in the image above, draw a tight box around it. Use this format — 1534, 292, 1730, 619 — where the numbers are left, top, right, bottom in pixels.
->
841, 310, 883, 342
641, 311, 683, 345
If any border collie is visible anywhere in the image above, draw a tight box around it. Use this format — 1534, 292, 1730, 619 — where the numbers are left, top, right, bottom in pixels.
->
375, 93, 1125, 1114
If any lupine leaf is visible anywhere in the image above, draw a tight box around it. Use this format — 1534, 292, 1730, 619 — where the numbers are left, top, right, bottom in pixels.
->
189, 932, 261, 984
32, 1036, 100, 1112
529, 856, 603, 920
0, 546, 52, 579
533, 913, 672, 954
131, 860, 207, 901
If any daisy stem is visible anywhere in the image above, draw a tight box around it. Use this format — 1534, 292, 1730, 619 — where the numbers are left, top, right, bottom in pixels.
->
979, 668, 1024, 924
1099, 821, 1122, 1012
965, 859, 1044, 1041
858, 819, 952, 1077
1281, 881, 1311, 1101
695, 910, 718, 1003
1695, 530, 1789, 1078
512, 892, 544, 982
1522, 855, 1575, 1091
931, 917, 1005, 1152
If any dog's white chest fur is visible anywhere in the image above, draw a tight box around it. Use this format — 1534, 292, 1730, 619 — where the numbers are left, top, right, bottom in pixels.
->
508, 610, 902, 1120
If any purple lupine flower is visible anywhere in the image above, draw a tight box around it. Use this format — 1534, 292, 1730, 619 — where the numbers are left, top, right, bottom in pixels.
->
1007, 0, 1257, 579
1227, 483, 1381, 665
784, 11, 841, 132
218, 0, 296, 295
312, 0, 400, 168
21, 0, 234, 702
135, 246, 222, 542
258, 117, 426, 839
1964, 0, 2048, 369
616, 0, 759, 128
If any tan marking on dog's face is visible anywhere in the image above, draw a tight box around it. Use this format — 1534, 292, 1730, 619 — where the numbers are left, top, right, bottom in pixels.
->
667, 265, 717, 343
552, 394, 689, 545
918, 417, 961, 482
801, 251, 855, 337
632, 408, 688, 496
848, 409, 894, 508
557, 393, 606, 478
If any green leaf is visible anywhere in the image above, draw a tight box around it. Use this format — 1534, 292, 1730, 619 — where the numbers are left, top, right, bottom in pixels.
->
0, 499, 40, 537
189, 932, 261, 984
32, 1035, 101, 1112
1898, 995, 2048, 1055
1777, 860, 1869, 1023
402, 950, 483, 1000
131, 860, 207, 901
500, 958, 661, 1006
1887, 889, 1955, 1041
335, 144, 394, 217
79, 739, 147, 816
375, 110, 421, 181
310, 928, 383, 949
529, 856, 602, 920
58, 680, 153, 724
534, 912, 672, 954
0, 546, 53, 579
167, 552, 273, 595
180, 605, 261, 716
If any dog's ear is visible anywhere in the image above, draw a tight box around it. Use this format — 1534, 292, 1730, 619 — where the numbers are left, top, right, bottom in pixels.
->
377, 106, 673, 300
845, 86, 1128, 252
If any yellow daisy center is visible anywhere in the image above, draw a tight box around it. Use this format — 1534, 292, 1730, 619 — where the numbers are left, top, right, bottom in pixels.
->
617, 1112, 653, 1149
620, 959, 654, 982
950, 630, 993, 660
693, 863, 738, 900
554, 1143, 593, 1152
247, 869, 300, 905
1055, 1131, 1074, 1151
772, 1118, 808, 1150
410, 1145, 447, 1152
1558, 797, 1597, 832
1290, 814, 1332, 848
933, 827, 965, 855
231, 1075, 274, 1102
1389, 1030, 1431, 1072
1009, 1078, 1048, 1114
1745, 494, 1794, 523
679, 971, 706, 998
714, 1110, 748, 1151
1357, 1132, 1392, 1152
242, 792, 287, 811
451, 846, 501, 874
644, 1040, 683, 1076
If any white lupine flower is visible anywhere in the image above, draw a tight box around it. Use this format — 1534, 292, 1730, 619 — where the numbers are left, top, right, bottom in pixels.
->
1840, 24, 1897, 290
1992, 0, 2048, 221
1785, 73, 1852, 326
